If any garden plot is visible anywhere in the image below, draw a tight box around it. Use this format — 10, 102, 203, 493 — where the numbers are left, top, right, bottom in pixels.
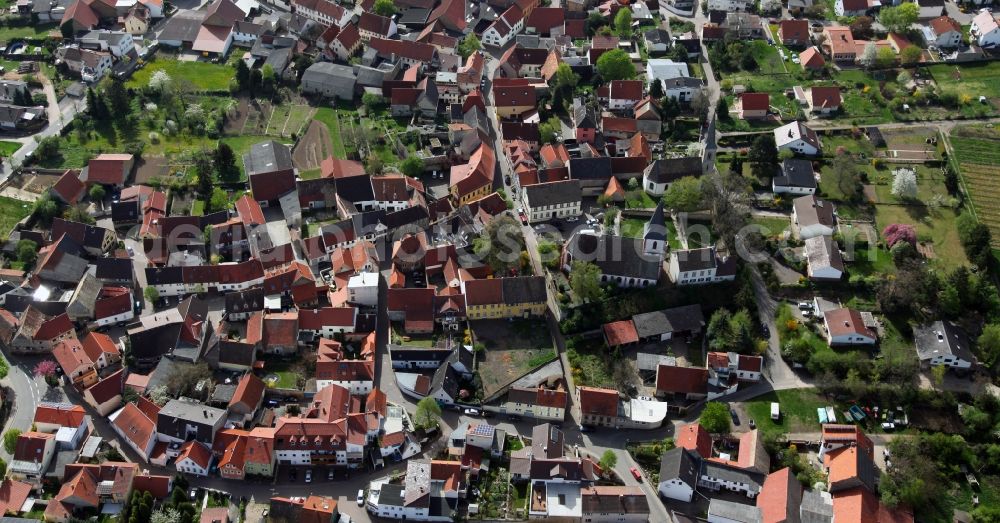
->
950, 126, 1000, 245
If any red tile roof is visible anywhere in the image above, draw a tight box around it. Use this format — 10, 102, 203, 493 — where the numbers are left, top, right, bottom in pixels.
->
13, 431, 53, 462
811, 86, 842, 109
235, 194, 266, 228
602, 320, 638, 346
800, 46, 826, 69
86, 154, 132, 185
81, 331, 119, 362
655, 364, 708, 395
0, 478, 33, 515
34, 404, 87, 428
464, 278, 503, 306
525, 6, 564, 32
739, 92, 770, 111
36, 313, 73, 341
53, 338, 94, 375
578, 386, 618, 418
298, 307, 356, 329
321, 156, 365, 179
929, 15, 961, 35
112, 402, 155, 453
370, 37, 437, 63
832, 487, 913, 523
229, 373, 266, 411
177, 441, 212, 469
359, 12, 393, 35
778, 19, 809, 43
493, 81, 537, 108
132, 473, 172, 499
85, 368, 123, 405
675, 422, 712, 458
609, 80, 643, 101
757, 467, 801, 523
824, 308, 874, 340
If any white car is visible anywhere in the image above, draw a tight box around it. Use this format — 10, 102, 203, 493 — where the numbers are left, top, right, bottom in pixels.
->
464, 408, 481, 416
357, 489, 365, 506
304, 469, 312, 483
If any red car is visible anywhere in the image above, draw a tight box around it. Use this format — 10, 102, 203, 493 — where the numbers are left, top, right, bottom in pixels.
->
630, 467, 642, 481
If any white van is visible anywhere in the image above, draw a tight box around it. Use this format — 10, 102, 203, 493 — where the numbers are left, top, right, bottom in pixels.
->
771, 402, 780, 421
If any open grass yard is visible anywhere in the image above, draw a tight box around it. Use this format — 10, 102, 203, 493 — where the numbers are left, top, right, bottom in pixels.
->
128, 57, 234, 91
951, 126, 1000, 246
0, 23, 58, 41
845, 244, 895, 276
875, 205, 968, 270
929, 61, 1000, 101
870, 164, 950, 203
950, 474, 1000, 514
0, 196, 31, 236
313, 107, 351, 159
471, 319, 555, 399
750, 215, 791, 237
745, 388, 830, 439
624, 190, 657, 209
620, 217, 646, 238
0, 140, 20, 156
750, 40, 789, 75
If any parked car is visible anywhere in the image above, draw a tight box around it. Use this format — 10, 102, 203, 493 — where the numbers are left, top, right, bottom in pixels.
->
749, 418, 756, 429
327, 470, 334, 481
357, 489, 365, 506
630, 467, 642, 481
798, 302, 813, 310
464, 408, 481, 416
304, 469, 312, 483
761, 323, 770, 337
730, 408, 740, 426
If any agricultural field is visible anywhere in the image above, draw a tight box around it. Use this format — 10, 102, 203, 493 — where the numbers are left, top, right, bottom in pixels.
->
265, 104, 314, 138
950, 125, 1000, 246
128, 56, 234, 91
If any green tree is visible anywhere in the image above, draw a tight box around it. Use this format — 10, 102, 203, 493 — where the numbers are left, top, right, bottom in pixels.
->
89, 184, 106, 202
0, 457, 6, 478
473, 215, 525, 275
3, 429, 21, 454
748, 134, 778, 180
587, 11, 607, 36
261, 64, 276, 96
400, 156, 425, 178
362, 92, 384, 111
213, 143, 239, 181
596, 49, 635, 81
978, 324, 1000, 370
599, 449, 618, 471
716, 97, 729, 121
235, 59, 251, 92
413, 397, 442, 430
879, 3, 918, 33
106, 78, 130, 121
208, 188, 228, 213
875, 46, 897, 69
957, 212, 993, 269
144, 286, 160, 304
569, 261, 602, 303
551, 63, 580, 112
662, 176, 702, 212
539, 117, 561, 144
32, 194, 59, 225
613, 7, 632, 36
699, 402, 731, 434
900, 45, 922, 65
193, 152, 214, 196
457, 34, 482, 59
828, 153, 861, 201
16, 239, 37, 269
649, 79, 663, 99
372, 0, 397, 16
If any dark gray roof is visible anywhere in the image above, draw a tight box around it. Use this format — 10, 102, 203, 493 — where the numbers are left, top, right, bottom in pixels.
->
524, 179, 581, 208
335, 174, 375, 204
568, 157, 612, 180
799, 490, 834, 523
389, 346, 454, 363
658, 448, 699, 487
644, 157, 702, 184
158, 11, 204, 43
644, 202, 666, 242
565, 233, 661, 281
111, 200, 140, 224
502, 276, 546, 305
377, 483, 405, 506
431, 362, 463, 401
662, 76, 704, 89
94, 257, 134, 282
398, 7, 431, 25
708, 499, 762, 523
242, 140, 293, 177
158, 399, 225, 425
701, 460, 765, 490
914, 321, 975, 363
224, 288, 265, 315
631, 304, 704, 338
384, 205, 429, 229
672, 246, 719, 272
774, 159, 816, 189
643, 28, 670, 44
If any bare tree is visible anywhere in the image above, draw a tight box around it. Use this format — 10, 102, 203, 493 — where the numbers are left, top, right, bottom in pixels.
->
702, 172, 752, 250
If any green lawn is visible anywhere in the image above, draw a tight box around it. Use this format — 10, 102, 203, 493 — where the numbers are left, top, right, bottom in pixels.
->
874, 205, 969, 270
299, 168, 321, 180
191, 200, 205, 216
0, 140, 21, 157
128, 57, 234, 91
621, 217, 646, 238
929, 61, 1000, 100
745, 388, 830, 439
0, 23, 57, 41
313, 107, 348, 159
625, 190, 657, 209
750, 216, 791, 237
0, 196, 31, 236
847, 245, 895, 276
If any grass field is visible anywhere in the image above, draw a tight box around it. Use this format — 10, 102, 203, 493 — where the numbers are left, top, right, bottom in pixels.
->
265, 104, 313, 137
929, 61, 1000, 100
950, 126, 1000, 246
128, 58, 234, 91
875, 205, 968, 270
0, 196, 32, 236
313, 107, 349, 158
0, 140, 21, 157
0, 23, 57, 41
746, 388, 829, 439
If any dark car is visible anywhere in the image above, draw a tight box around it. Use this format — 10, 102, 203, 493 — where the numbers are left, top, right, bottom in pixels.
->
761, 323, 770, 337
730, 408, 740, 426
